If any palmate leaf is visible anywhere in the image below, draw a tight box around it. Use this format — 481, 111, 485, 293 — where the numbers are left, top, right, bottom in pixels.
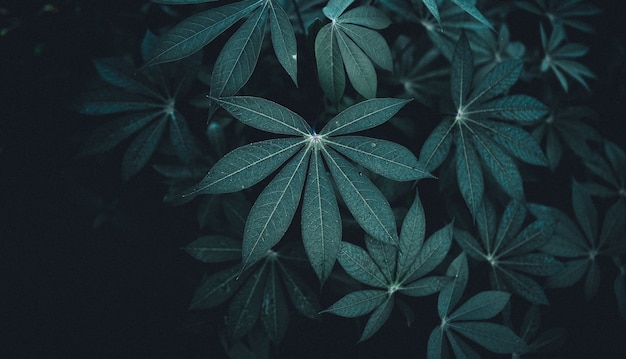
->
337, 241, 388, 288
268, 1, 298, 85
315, 2, 392, 102
277, 262, 321, 319
189, 265, 253, 309
122, 117, 169, 181
397, 192, 427, 278
322, 289, 388, 317
227, 262, 269, 340
359, 296, 394, 342
261, 262, 289, 342
420, 33, 548, 215
191, 96, 420, 272
449, 321, 528, 354
448, 291, 510, 322
401, 222, 454, 283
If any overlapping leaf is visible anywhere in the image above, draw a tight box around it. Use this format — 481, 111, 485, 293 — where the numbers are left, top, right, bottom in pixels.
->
419, 32, 548, 215
187, 96, 429, 275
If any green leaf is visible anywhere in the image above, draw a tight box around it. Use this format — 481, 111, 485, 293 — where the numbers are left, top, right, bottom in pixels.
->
169, 112, 195, 165
500, 220, 556, 258
476, 95, 549, 123
500, 254, 563, 276
216, 96, 310, 135
400, 276, 451, 297
451, 32, 473, 110
336, 29, 377, 99
337, 241, 388, 288
323, 0, 354, 20
189, 265, 247, 309
455, 129, 484, 215
242, 149, 310, 269
496, 267, 550, 305
324, 148, 398, 245
261, 263, 289, 342
301, 150, 342, 285
365, 234, 397, 283
338, 5, 391, 29
210, 7, 267, 100
447, 331, 482, 359
94, 57, 162, 98
450, 322, 528, 354
184, 235, 241, 263
188, 138, 303, 195
269, 1, 298, 86
487, 121, 548, 166
338, 24, 392, 71
278, 262, 321, 318
227, 263, 269, 340
328, 136, 429, 181
448, 291, 510, 321
145, 0, 261, 66
397, 192, 426, 279
467, 60, 522, 107
451, 0, 494, 29
572, 179, 597, 245
472, 131, 524, 199
454, 229, 486, 261
403, 223, 454, 283
427, 327, 445, 359
122, 116, 168, 181
321, 98, 410, 136
78, 113, 159, 156
322, 289, 388, 317
546, 258, 589, 288
419, 119, 455, 171
438, 253, 469, 318
315, 25, 345, 103
493, 199, 527, 255
359, 295, 394, 342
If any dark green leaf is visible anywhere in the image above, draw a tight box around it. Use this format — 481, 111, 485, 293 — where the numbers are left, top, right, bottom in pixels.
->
169, 111, 195, 165
365, 234, 397, 283
242, 149, 309, 269
449, 291, 510, 321
261, 263, 289, 342
320, 98, 410, 136
455, 128, 484, 215
419, 119, 455, 171
226, 263, 269, 340
184, 235, 241, 263
269, 1, 298, 86
467, 60, 522, 107
339, 24, 392, 70
338, 6, 391, 29
500, 253, 563, 276
403, 223, 454, 283
121, 116, 168, 180
189, 265, 247, 309
397, 193, 426, 279
338, 241, 388, 288
400, 276, 452, 297
438, 253, 469, 318
476, 95, 549, 123
322, 289, 388, 317
546, 258, 589, 288
278, 263, 321, 318
497, 267, 550, 305
451, 32, 473, 110
315, 25, 345, 103
572, 179, 597, 245
359, 295, 394, 342
336, 29, 377, 99
450, 321, 528, 354
78, 113, 159, 156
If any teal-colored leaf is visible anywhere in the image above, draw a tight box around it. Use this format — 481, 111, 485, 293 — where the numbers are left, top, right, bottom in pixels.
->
324, 148, 398, 245
184, 235, 241, 263
455, 129, 484, 215
572, 179, 598, 245
94, 57, 161, 98
365, 234, 397, 283
451, 0, 494, 30
145, 0, 261, 66
450, 321, 528, 354
546, 258, 589, 288
600, 200, 626, 253
419, 118, 455, 171
261, 263, 289, 342
78, 113, 159, 156
449, 291, 510, 321
315, 24, 345, 103
301, 150, 342, 285
328, 136, 429, 181
454, 229, 485, 261
322, 289, 388, 317
269, 1, 298, 86
169, 111, 195, 165
215, 96, 310, 135
476, 199, 497, 254
121, 116, 168, 180
337, 241, 388, 288
338, 24, 392, 71
397, 193, 426, 279
189, 265, 247, 309
487, 121, 548, 166
467, 60, 522, 107
336, 29, 377, 99
338, 5, 391, 29
472, 131, 524, 199
403, 223, 454, 283
400, 276, 451, 297
451, 32, 473, 110
584, 261, 601, 300
476, 95, 549, 123
447, 331, 482, 359
438, 253, 469, 318
323, 0, 354, 20
321, 98, 410, 136
226, 263, 269, 340
427, 327, 445, 359
210, 7, 267, 100
188, 138, 303, 195
494, 199, 527, 255
242, 149, 309, 269
501, 220, 556, 258
75, 96, 163, 115
497, 267, 550, 305
359, 295, 394, 342
278, 262, 321, 318
500, 253, 563, 276
421, 0, 441, 24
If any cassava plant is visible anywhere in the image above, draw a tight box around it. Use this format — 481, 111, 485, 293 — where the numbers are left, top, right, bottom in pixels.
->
75, 0, 626, 357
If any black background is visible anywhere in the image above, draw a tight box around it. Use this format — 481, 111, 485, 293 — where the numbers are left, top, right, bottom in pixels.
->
2, 1, 626, 358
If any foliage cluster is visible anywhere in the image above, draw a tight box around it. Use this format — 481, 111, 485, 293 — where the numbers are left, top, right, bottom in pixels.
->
74, 0, 626, 357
